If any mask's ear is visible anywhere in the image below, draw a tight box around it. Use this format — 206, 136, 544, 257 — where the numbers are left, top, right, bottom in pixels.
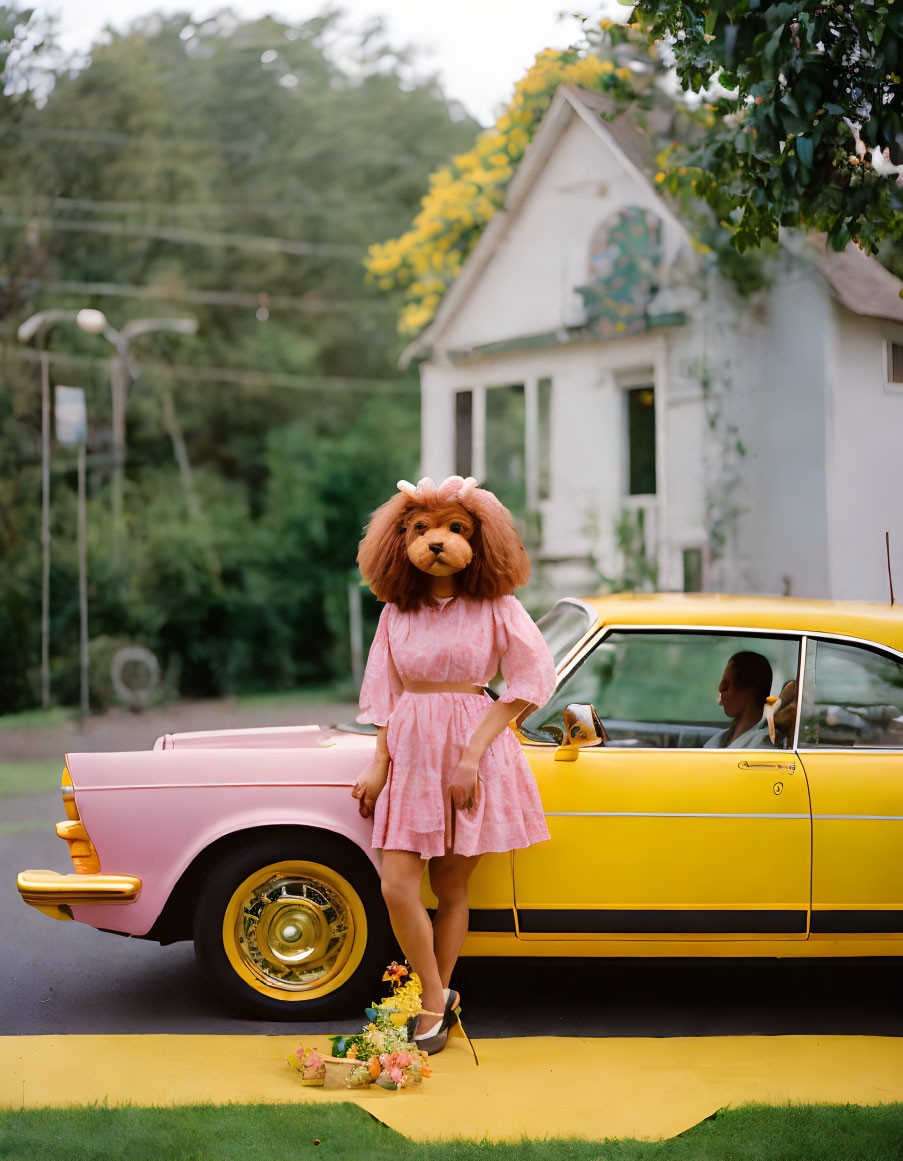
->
462, 490, 531, 597
357, 493, 414, 603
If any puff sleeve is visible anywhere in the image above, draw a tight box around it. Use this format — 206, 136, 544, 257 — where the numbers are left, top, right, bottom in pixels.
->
356, 604, 403, 726
494, 595, 557, 708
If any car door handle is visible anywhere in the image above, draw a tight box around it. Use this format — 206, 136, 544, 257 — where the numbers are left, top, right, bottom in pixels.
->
737, 760, 797, 772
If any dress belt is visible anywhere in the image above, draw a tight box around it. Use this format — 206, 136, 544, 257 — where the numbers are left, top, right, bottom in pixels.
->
402, 680, 485, 695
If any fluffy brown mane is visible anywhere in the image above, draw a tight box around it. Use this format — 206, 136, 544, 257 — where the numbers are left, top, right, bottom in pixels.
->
357, 482, 531, 612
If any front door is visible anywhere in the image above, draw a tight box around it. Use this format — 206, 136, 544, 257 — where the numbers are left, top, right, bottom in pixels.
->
514, 628, 811, 940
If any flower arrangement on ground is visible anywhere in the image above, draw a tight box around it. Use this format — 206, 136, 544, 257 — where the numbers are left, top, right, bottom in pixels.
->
287, 963, 432, 1091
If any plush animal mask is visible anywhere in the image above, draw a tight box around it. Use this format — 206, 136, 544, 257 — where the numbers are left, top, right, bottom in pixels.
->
357, 476, 531, 611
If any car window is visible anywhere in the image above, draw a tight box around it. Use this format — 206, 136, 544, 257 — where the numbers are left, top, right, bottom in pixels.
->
799, 638, 903, 748
521, 629, 801, 749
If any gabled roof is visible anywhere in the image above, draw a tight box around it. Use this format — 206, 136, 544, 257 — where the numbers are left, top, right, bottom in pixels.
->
813, 237, 903, 325
400, 85, 688, 367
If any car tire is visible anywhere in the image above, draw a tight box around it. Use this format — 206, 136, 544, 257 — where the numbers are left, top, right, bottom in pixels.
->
193, 831, 394, 1020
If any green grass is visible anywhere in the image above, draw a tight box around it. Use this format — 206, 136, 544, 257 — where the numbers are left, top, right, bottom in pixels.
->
0, 819, 51, 836
234, 682, 357, 712
0, 1103, 901, 1161
0, 761, 63, 799
0, 706, 74, 731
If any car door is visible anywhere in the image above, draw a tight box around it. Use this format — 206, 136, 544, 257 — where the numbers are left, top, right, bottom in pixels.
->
796, 635, 903, 938
513, 628, 811, 940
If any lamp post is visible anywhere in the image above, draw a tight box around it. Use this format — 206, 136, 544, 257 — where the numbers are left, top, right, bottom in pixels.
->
16, 308, 198, 705
17, 309, 87, 708
74, 311, 199, 560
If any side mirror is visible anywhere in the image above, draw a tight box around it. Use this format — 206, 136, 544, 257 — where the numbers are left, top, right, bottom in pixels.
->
554, 703, 608, 761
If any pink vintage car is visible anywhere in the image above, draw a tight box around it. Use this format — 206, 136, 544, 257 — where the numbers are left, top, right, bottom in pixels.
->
19, 720, 394, 1020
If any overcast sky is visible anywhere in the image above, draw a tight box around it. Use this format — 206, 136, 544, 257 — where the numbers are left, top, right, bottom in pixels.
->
46, 0, 619, 125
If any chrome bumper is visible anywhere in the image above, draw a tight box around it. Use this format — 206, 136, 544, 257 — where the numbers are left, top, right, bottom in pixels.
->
17, 869, 142, 921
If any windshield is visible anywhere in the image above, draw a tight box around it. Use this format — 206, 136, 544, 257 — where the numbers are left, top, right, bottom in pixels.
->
488, 598, 597, 698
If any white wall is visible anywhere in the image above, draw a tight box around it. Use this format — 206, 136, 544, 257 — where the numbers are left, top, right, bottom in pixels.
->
824, 303, 903, 601
729, 270, 831, 598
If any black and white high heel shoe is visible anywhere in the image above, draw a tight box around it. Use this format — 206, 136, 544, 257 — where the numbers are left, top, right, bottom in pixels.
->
412, 988, 460, 1055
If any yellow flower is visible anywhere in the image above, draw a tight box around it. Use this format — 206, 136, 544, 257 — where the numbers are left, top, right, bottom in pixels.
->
654, 172, 666, 184
453, 151, 478, 171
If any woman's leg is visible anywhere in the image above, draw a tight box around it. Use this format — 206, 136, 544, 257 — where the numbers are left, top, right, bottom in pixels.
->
428, 852, 481, 989
379, 850, 445, 1033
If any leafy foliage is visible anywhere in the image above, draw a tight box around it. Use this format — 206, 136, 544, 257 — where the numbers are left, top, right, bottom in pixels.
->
630, 1, 903, 252
0, 8, 476, 711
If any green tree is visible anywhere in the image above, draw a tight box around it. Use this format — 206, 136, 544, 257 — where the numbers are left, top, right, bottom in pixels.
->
628, 1, 903, 252
0, 10, 476, 711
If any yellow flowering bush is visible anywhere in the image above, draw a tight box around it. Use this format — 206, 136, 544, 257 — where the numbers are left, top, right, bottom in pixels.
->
366, 46, 637, 335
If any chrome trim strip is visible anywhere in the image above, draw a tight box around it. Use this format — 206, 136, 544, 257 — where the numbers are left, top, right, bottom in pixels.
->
543, 810, 903, 822
798, 747, 903, 753
812, 814, 903, 822
544, 811, 810, 820
793, 634, 808, 752
582, 622, 903, 662
75, 781, 357, 792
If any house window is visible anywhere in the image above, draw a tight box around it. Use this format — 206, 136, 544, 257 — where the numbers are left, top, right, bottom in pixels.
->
455, 390, 473, 477
682, 548, 703, 592
485, 383, 526, 519
627, 386, 656, 495
538, 377, 552, 501
889, 342, 903, 385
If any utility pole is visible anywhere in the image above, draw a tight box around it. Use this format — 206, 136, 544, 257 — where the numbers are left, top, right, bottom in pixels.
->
40, 352, 51, 709
77, 441, 89, 727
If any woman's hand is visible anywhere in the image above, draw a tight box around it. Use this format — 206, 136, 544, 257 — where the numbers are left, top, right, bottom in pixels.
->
351, 758, 389, 818
450, 698, 532, 812
448, 757, 480, 811
351, 727, 390, 819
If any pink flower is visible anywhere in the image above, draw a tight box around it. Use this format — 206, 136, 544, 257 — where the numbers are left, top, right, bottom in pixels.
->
296, 1046, 305, 1060
306, 1050, 323, 1069
389, 1068, 404, 1084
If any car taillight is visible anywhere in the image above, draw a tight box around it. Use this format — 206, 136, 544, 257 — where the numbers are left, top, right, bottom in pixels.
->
58, 764, 100, 874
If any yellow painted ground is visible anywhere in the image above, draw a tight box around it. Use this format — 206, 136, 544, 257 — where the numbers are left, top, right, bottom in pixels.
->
2, 1030, 902, 1141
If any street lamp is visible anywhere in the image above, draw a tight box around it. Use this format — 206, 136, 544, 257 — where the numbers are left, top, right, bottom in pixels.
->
17, 308, 87, 709
73, 311, 198, 555
16, 308, 198, 705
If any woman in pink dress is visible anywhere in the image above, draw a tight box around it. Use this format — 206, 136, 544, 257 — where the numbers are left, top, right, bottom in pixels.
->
351, 475, 556, 1053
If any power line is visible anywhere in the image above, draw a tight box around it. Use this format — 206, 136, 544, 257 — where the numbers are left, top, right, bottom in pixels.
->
0, 124, 259, 156
0, 213, 365, 258
0, 274, 391, 314
0, 343, 416, 395
0, 192, 404, 217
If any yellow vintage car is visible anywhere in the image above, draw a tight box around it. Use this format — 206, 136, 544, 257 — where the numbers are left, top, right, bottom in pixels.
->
17, 593, 903, 1019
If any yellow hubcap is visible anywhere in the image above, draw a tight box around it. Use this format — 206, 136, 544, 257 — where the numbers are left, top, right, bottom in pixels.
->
222, 860, 368, 1002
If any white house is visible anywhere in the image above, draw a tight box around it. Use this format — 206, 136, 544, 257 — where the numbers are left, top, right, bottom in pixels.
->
403, 86, 903, 604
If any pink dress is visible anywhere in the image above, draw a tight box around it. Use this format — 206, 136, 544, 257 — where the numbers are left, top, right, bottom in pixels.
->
357, 595, 557, 859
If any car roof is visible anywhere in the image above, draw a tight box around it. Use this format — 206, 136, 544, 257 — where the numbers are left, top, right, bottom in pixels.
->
579, 592, 903, 653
